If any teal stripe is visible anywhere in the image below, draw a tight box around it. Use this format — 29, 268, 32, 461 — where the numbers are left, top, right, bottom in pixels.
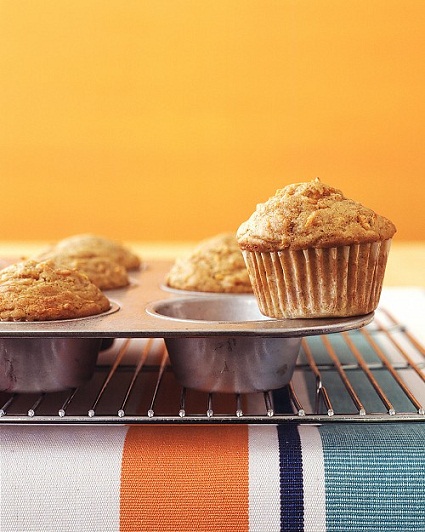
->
319, 423, 425, 531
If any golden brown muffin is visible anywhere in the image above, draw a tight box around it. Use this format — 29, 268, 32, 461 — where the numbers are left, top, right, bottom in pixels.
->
45, 254, 130, 290
165, 233, 253, 293
50, 234, 141, 271
0, 259, 111, 321
237, 178, 396, 318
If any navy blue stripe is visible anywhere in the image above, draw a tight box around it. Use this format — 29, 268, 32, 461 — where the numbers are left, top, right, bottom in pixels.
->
277, 424, 304, 532
272, 386, 293, 414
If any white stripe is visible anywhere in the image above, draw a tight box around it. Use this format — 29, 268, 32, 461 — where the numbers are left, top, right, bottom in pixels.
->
298, 425, 327, 532
0, 426, 128, 532
248, 425, 280, 532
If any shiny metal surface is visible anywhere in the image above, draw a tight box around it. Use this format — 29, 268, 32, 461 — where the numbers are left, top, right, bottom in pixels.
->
159, 283, 252, 297
146, 295, 367, 393
148, 294, 267, 321
0, 261, 374, 337
146, 292, 375, 338
165, 335, 301, 393
0, 307, 423, 424
0, 337, 101, 393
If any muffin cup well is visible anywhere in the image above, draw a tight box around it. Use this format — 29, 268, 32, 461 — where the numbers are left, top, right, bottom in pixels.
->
242, 240, 392, 319
147, 295, 301, 393
165, 335, 300, 394
0, 337, 101, 393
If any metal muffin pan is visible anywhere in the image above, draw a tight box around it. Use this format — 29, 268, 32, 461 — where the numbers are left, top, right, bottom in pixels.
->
0, 302, 120, 393
146, 294, 373, 393
0, 337, 102, 393
159, 283, 254, 297
151, 296, 301, 392
0, 261, 374, 338
0, 260, 374, 393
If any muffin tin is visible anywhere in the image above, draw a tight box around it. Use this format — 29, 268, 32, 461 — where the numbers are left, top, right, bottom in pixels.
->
0, 260, 374, 393
148, 296, 302, 393
0, 337, 102, 393
0, 261, 374, 337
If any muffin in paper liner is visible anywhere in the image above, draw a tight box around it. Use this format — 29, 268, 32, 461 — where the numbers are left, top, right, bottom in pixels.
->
242, 239, 392, 318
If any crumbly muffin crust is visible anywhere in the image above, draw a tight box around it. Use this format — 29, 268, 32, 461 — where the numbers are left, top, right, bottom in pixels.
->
52, 234, 141, 270
0, 259, 111, 321
165, 233, 253, 293
237, 178, 396, 252
46, 254, 130, 290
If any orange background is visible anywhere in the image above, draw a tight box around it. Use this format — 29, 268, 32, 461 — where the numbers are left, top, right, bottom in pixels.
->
0, 0, 424, 243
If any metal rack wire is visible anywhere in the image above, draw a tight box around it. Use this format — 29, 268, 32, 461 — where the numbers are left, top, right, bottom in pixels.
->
0, 308, 424, 425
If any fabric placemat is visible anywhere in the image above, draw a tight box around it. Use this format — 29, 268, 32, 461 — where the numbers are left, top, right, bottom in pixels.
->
1, 423, 424, 531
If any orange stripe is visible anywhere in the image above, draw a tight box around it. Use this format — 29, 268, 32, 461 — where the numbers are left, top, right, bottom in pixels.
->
120, 425, 249, 532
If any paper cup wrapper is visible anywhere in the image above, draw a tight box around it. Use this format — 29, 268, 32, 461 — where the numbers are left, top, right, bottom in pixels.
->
242, 240, 392, 319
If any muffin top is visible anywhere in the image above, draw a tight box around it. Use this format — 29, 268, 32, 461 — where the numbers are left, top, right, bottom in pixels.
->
165, 232, 253, 293
0, 259, 111, 321
45, 254, 130, 290
237, 178, 396, 252
50, 234, 141, 271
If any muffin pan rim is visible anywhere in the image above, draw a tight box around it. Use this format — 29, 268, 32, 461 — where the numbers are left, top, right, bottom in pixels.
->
0, 259, 375, 338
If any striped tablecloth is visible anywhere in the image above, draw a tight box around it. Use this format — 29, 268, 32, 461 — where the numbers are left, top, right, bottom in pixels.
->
1, 287, 424, 532
1, 423, 424, 531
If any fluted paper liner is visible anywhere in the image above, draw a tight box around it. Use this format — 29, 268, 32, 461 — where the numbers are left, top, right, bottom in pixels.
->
242, 240, 392, 318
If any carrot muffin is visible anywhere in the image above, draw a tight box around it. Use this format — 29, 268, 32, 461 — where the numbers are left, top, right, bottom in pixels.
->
237, 178, 396, 318
165, 233, 253, 294
49, 234, 141, 271
38, 253, 129, 290
0, 259, 111, 321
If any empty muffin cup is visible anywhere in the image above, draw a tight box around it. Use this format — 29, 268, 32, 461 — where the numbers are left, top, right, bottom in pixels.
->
0, 337, 102, 393
148, 296, 301, 393
164, 335, 300, 394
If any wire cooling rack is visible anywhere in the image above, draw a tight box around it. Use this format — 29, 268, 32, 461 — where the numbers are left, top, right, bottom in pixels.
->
0, 307, 423, 425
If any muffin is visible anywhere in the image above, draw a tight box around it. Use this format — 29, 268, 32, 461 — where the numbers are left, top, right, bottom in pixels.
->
165, 232, 253, 294
46, 233, 141, 271
0, 259, 111, 321
38, 253, 129, 290
237, 178, 396, 318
